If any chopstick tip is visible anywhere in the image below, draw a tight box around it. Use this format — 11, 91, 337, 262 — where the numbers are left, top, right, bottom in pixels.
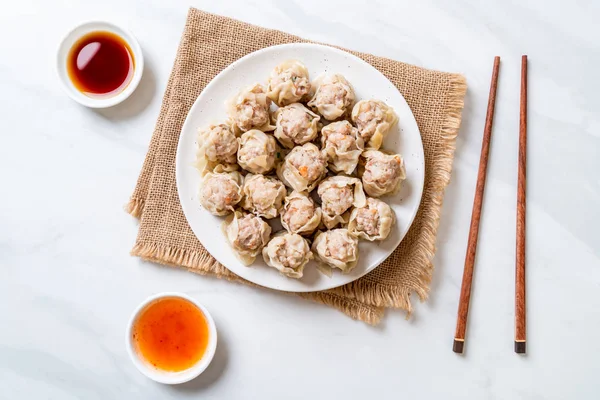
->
515, 341, 527, 354
453, 339, 465, 354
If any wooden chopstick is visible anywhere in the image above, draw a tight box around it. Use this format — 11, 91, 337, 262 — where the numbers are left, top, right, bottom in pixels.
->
453, 56, 501, 354
515, 55, 528, 354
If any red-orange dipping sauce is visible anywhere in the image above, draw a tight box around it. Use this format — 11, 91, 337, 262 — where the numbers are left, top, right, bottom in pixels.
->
67, 31, 134, 97
132, 297, 210, 372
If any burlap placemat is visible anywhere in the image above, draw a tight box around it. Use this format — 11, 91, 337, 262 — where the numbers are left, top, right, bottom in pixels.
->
127, 7, 467, 325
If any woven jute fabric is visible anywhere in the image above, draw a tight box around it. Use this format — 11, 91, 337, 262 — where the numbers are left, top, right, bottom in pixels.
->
127, 7, 467, 324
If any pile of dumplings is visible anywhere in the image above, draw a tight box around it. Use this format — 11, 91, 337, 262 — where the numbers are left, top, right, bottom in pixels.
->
197, 60, 406, 279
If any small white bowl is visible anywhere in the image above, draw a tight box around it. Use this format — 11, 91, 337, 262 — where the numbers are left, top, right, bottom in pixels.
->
56, 21, 144, 108
126, 292, 218, 385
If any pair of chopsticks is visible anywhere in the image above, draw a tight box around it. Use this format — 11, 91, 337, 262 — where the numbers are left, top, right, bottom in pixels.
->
453, 56, 528, 354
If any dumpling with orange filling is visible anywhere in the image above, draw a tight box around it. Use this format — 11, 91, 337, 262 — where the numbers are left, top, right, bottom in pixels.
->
360, 150, 406, 197
277, 143, 327, 192
199, 171, 243, 216
280, 191, 322, 236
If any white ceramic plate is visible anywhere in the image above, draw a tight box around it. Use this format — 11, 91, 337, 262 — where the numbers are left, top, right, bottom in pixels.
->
176, 43, 424, 293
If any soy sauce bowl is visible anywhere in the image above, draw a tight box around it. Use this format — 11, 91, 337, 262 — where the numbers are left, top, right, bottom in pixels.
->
126, 292, 218, 385
57, 21, 144, 108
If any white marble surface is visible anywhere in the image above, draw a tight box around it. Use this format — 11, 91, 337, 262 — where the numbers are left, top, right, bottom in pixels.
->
1, 1, 599, 399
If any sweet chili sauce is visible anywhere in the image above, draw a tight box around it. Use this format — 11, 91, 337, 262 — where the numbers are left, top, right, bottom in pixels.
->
132, 297, 210, 372
67, 31, 134, 97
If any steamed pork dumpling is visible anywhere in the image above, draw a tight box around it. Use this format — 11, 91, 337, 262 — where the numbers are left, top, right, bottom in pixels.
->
200, 171, 243, 216
312, 229, 359, 274
262, 232, 313, 279
348, 197, 395, 241
280, 191, 322, 236
241, 174, 286, 219
321, 120, 364, 174
360, 150, 406, 197
351, 100, 398, 149
227, 83, 274, 132
196, 123, 238, 174
224, 211, 271, 265
307, 74, 355, 120
267, 60, 311, 106
317, 176, 366, 229
237, 129, 278, 174
274, 103, 320, 148
277, 143, 327, 192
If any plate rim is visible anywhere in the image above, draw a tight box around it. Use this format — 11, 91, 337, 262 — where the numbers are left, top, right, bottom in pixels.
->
176, 42, 425, 293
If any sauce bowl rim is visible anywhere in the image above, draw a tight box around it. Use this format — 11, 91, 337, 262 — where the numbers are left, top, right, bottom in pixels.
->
56, 20, 144, 108
126, 292, 218, 385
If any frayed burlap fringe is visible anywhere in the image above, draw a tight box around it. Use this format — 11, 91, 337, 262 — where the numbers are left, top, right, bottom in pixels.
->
132, 241, 384, 324
298, 292, 385, 325
332, 282, 415, 317
125, 197, 145, 219
131, 242, 232, 279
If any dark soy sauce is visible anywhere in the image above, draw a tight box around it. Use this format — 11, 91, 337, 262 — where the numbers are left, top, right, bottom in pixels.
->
67, 31, 134, 97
